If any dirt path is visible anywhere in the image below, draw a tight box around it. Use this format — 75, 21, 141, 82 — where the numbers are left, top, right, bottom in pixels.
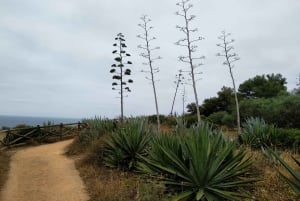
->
0, 140, 89, 201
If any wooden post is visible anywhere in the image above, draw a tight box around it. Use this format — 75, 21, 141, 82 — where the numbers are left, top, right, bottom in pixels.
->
78, 122, 81, 131
60, 123, 63, 140
36, 125, 40, 143
7, 129, 11, 148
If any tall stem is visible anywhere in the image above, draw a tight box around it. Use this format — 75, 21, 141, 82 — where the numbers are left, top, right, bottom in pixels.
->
141, 17, 160, 131
183, 3, 201, 126
119, 40, 124, 123
170, 73, 182, 116
223, 35, 241, 135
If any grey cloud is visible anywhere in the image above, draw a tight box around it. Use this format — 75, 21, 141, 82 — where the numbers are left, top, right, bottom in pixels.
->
1, 0, 299, 118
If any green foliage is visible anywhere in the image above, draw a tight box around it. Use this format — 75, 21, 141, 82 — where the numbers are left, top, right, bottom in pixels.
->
103, 119, 152, 171
240, 94, 300, 128
147, 115, 177, 127
186, 103, 198, 115
238, 73, 287, 98
266, 149, 300, 195
208, 111, 235, 128
201, 87, 235, 117
182, 115, 207, 128
78, 117, 117, 146
276, 128, 300, 152
147, 115, 167, 124
240, 117, 278, 148
139, 123, 255, 201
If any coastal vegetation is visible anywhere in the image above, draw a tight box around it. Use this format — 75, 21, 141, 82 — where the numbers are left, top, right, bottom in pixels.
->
66, 116, 300, 201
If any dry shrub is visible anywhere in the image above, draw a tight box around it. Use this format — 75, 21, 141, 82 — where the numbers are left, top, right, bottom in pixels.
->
76, 159, 138, 201
245, 149, 300, 201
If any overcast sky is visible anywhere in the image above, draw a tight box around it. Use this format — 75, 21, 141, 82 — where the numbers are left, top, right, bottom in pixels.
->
1, 0, 299, 119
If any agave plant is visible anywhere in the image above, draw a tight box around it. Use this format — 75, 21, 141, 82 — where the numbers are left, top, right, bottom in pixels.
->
139, 123, 256, 201
103, 118, 152, 171
266, 148, 300, 195
240, 117, 278, 148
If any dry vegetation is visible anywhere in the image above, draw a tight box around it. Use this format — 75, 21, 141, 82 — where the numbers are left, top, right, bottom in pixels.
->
245, 150, 300, 201
67, 134, 300, 201
68, 137, 169, 201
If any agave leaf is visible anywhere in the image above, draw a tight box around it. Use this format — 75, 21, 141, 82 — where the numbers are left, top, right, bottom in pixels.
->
278, 171, 300, 195
196, 189, 204, 200
273, 151, 300, 182
293, 156, 300, 166
172, 191, 194, 201
207, 186, 250, 200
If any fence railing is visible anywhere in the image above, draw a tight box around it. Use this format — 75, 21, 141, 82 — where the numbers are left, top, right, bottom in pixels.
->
0, 122, 88, 147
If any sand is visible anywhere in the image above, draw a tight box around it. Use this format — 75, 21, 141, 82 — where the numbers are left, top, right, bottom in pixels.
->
0, 139, 89, 201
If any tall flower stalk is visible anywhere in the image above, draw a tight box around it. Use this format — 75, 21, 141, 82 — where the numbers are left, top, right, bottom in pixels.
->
138, 15, 161, 131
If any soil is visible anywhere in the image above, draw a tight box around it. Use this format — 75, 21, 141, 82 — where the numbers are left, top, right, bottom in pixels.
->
0, 139, 89, 201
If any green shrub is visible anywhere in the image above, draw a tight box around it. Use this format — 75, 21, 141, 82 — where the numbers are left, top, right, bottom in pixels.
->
276, 128, 300, 152
182, 115, 209, 128
139, 123, 255, 201
103, 118, 152, 171
163, 116, 177, 126
208, 111, 235, 128
78, 117, 117, 146
240, 117, 278, 148
240, 95, 300, 128
147, 114, 167, 124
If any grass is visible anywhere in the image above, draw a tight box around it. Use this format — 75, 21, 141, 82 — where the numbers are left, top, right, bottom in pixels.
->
245, 150, 300, 201
0, 131, 5, 141
67, 132, 170, 201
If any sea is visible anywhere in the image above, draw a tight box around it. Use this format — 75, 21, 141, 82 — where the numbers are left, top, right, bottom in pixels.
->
0, 115, 81, 129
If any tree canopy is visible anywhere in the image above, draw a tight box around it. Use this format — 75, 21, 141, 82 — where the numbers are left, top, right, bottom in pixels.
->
238, 73, 287, 98
201, 87, 235, 116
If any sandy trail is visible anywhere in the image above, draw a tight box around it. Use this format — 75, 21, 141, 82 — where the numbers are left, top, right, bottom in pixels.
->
0, 140, 89, 201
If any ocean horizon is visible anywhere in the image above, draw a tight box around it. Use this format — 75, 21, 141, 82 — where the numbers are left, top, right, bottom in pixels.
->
0, 115, 81, 129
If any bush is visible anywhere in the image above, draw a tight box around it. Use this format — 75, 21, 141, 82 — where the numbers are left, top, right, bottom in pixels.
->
163, 116, 177, 126
240, 117, 278, 148
78, 117, 117, 146
147, 114, 166, 124
182, 115, 209, 127
208, 111, 235, 128
67, 117, 118, 155
276, 128, 300, 152
240, 94, 300, 128
139, 123, 255, 201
